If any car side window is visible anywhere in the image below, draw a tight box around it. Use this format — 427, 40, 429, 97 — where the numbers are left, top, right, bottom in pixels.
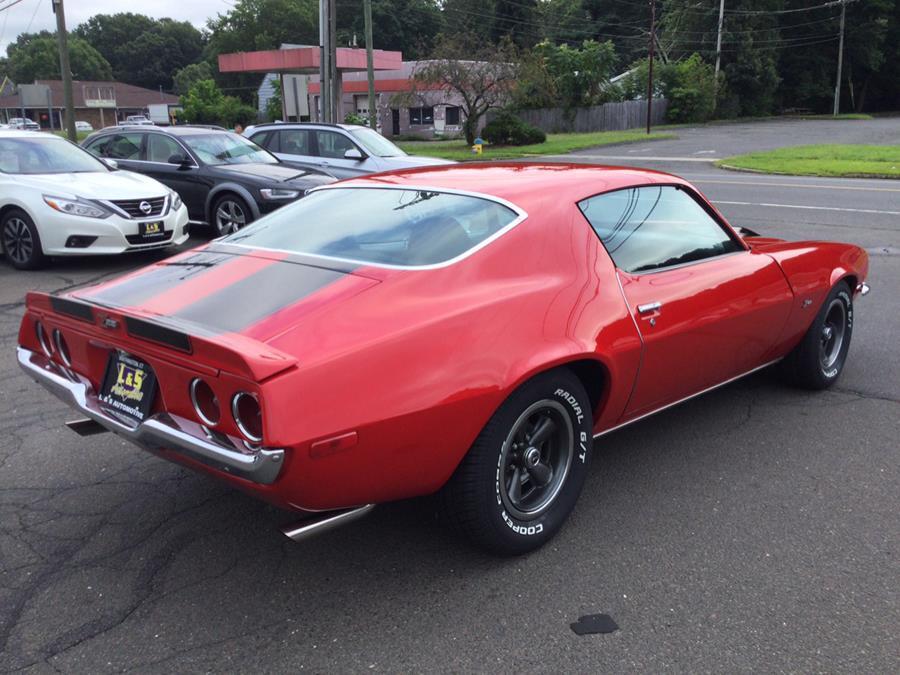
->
578, 185, 743, 273
278, 129, 313, 156
315, 131, 355, 159
89, 133, 144, 160
250, 130, 273, 151
146, 134, 186, 163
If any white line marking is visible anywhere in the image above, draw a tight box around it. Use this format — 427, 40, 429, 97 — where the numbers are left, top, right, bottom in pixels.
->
715, 200, 900, 216
696, 178, 900, 193
555, 155, 717, 162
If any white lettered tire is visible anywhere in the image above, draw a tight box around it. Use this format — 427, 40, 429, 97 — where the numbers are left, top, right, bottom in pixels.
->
439, 368, 594, 556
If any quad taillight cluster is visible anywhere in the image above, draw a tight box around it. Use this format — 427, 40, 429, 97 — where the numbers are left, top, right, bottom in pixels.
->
35, 320, 72, 367
190, 378, 263, 445
34, 320, 263, 446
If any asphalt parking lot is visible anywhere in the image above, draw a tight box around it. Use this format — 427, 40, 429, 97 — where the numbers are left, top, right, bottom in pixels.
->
1, 118, 898, 672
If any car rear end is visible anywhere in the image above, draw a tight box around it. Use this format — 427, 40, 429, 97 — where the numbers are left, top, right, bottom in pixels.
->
18, 292, 293, 499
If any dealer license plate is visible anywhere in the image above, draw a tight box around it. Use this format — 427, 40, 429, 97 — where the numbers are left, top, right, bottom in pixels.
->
98, 351, 157, 425
139, 221, 165, 238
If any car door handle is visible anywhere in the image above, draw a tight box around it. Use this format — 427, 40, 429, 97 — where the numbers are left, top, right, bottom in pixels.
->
637, 301, 662, 314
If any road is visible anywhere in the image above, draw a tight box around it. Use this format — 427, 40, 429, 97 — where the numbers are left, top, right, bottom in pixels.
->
1, 118, 898, 672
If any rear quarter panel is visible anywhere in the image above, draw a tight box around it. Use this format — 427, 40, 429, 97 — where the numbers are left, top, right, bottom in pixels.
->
258, 200, 641, 510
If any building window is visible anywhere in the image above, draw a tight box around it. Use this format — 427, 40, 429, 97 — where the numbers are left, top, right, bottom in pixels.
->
409, 106, 434, 125
445, 106, 461, 126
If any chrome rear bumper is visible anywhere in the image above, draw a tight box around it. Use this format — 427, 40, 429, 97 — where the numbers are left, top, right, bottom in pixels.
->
17, 347, 284, 484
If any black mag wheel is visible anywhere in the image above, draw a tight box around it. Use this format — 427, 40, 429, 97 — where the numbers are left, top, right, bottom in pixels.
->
779, 280, 853, 390
439, 368, 594, 556
2, 209, 45, 270
498, 400, 574, 521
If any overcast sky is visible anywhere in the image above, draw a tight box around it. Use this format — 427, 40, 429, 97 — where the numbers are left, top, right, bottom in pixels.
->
0, 0, 227, 53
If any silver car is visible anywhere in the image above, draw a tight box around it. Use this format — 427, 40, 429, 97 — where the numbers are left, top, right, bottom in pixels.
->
243, 123, 452, 178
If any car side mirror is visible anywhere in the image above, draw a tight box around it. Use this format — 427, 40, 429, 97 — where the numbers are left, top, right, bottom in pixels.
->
344, 147, 364, 160
103, 158, 118, 170
168, 153, 192, 168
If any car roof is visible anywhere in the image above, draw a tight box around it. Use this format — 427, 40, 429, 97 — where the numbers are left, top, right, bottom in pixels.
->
90, 125, 228, 137
247, 122, 361, 132
334, 162, 691, 209
0, 130, 58, 139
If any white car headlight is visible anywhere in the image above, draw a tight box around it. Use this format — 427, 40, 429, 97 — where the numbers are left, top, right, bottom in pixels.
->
169, 191, 183, 211
43, 195, 110, 219
260, 188, 300, 200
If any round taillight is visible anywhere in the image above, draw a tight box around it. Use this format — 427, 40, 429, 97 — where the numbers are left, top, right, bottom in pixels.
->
52, 329, 71, 366
190, 378, 220, 426
232, 392, 263, 443
35, 321, 53, 357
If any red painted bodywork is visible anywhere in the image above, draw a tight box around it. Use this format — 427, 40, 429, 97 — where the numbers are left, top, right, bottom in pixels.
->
18, 164, 869, 513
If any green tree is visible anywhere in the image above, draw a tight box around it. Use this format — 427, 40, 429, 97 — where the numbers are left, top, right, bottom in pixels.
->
173, 62, 213, 95
74, 13, 203, 90
6, 32, 112, 83
180, 79, 256, 127
411, 36, 520, 144
520, 39, 618, 111
265, 78, 283, 121
491, 0, 538, 48
620, 53, 718, 123
336, 0, 443, 59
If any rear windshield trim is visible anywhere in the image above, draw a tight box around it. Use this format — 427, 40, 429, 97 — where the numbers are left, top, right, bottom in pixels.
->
229, 184, 528, 271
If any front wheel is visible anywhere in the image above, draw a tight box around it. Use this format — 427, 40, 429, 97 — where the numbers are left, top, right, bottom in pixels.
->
779, 281, 854, 389
439, 369, 594, 556
2, 209, 46, 270
212, 194, 253, 236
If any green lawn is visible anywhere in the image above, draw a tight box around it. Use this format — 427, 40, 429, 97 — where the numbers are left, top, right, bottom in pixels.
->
718, 144, 900, 178
397, 129, 676, 161
787, 113, 874, 121
51, 130, 92, 142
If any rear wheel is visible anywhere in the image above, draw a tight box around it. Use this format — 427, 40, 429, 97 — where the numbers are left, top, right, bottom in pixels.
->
2, 209, 46, 270
779, 281, 853, 389
212, 194, 252, 236
439, 369, 594, 556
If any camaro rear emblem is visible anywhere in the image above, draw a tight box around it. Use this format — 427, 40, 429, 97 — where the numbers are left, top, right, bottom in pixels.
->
139, 201, 152, 214
102, 317, 119, 329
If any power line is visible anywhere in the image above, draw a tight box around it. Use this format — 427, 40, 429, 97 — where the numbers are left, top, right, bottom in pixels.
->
0, 0, 28, 13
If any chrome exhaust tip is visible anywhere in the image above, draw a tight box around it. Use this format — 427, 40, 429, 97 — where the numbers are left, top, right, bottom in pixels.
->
281, 504, 375, 542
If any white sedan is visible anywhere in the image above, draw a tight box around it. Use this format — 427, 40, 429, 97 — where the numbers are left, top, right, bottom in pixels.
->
0, 131, 188, 270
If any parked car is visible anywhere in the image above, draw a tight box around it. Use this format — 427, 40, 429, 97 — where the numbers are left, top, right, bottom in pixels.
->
9, 117, 40, 131
75, 121, 94, 132
0, 130, 188, 270
244, 122, 453, 178
82, 126, 336, 235
120, 115, 154, 126
16, 163, 869, 554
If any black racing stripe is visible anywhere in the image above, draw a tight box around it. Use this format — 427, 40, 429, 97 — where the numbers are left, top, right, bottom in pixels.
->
170, 260, 349, 333
125, 316, 192, 352
50, 296, 94, 322
85, 251, 234, 308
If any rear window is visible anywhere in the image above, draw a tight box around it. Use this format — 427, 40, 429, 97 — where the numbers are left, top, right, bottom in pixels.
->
224, 187, 521, 267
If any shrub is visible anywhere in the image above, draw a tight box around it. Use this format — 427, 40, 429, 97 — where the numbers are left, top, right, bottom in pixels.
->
482, 110, 547, 146
620, 53, 718, 124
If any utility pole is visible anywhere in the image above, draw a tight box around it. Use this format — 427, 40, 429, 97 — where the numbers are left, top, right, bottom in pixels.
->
329, 0, 339, 122
52, 0, 76, 141
646, 0, 655, 134
364, 0, 376, 130
833, 0, 846, 116
319, 0, 332, 123
714, 0, 725, 80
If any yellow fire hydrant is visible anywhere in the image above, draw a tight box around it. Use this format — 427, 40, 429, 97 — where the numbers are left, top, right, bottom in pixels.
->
471, 137, 484, 155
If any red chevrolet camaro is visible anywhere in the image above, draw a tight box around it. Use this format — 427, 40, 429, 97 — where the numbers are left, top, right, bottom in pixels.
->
18, 163, 870, 555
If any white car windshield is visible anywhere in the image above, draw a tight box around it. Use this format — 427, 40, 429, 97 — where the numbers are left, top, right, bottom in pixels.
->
0, 137, 107, 174
349, 127, 407, 158
224, 187, 521, 267
181, 132, 277, 166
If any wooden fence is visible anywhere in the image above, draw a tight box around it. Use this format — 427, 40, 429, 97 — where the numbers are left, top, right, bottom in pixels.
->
514, 99, 668, 134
